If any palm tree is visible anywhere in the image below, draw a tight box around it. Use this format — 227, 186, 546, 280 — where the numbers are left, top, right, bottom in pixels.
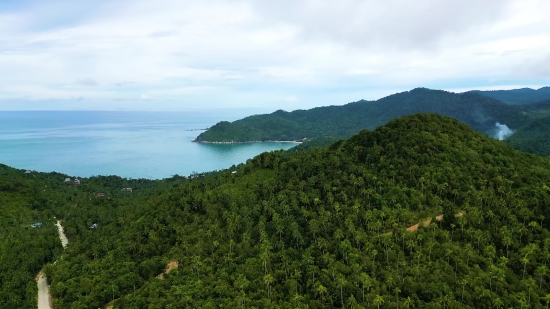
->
263, 274, 274, 299
394, 287, 401, 309
370, 249, 378, 268
315, 283, 327, 302
521, 257, 529, 279
535, 265, 548, 289
373, 295, 385, 309
337, 274, 348, 308
403, 296, 413, 308
347, 295, 358, 309
385, 275, 395, 289
492, 297, 503, 309
525, 277, 537, 304
359, 272, 372, 302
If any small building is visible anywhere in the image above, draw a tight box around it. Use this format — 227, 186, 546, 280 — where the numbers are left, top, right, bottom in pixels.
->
64, 178, 71, 183
121, 188, 133, 193
96, 192, 105, 197
25, 170, 32, 174
231, 171, 237, 174
90, 223, 98, 229
31, 222, 42, 228
74, 179, 81, 185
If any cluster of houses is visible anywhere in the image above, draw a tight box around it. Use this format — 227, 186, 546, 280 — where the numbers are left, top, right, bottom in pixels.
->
60, 177, 133, 197
94, 188, 133, 197
24, 170, 37, 178
188, 173, 206, 179
64, 178, 81, 185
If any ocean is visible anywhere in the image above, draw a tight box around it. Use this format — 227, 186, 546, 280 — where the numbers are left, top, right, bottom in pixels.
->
0, 111, 295, 179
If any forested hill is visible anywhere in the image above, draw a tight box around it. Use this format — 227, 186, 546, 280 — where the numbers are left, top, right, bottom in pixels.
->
473, 87, 550, 105
196, 88, 528, 142
506, 115, 550, 157
43, 114, 550, 308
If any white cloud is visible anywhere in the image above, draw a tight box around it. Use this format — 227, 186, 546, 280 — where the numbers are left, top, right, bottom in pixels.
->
77, 78, 99, 87
0, 0, 549, 110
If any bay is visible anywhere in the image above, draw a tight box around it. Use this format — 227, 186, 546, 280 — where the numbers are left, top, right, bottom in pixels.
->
0, 111, 296, 179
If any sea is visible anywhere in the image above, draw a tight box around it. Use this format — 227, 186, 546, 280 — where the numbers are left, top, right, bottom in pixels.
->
0, 111, 296, 179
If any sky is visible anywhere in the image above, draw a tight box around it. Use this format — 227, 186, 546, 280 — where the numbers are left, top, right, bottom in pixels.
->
0, 0, 549, 111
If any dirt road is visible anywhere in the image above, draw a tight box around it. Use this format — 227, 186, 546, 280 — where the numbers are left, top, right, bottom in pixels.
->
37, 220, 69, 308
37, 272, 52, 309
56, 220, 68, 248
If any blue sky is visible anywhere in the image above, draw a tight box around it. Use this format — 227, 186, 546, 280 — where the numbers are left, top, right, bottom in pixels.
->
1, 0, 549, 111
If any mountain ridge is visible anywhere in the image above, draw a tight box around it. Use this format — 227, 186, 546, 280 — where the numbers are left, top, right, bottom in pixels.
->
196, 88, 528, 143
472, 87, 550, 105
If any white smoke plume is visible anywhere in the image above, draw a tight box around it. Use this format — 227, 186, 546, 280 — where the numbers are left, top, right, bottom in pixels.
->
494, 122, 514, 140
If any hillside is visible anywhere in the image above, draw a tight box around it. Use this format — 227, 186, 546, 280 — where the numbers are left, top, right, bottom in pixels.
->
473, 87, 550, 105
28, 114, 550, 308
0, 166, 190, 309
506, 115, 550, 157
518, 99, 550, 119
195, 88, 528, 142
0, 165, 63, 309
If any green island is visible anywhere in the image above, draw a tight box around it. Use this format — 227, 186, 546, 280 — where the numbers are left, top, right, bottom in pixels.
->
195, 88, 537, 143
3, 113, 550, 308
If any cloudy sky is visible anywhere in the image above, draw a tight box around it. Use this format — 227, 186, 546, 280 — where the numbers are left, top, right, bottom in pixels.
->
1, 0, 549, 111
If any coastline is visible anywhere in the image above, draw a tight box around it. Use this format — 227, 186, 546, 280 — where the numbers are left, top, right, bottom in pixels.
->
193, 140, 303, 144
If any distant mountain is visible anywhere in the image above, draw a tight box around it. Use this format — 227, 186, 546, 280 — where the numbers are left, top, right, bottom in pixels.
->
196, 88, 528, 142
506, 115, 550, 157
472, 87, 550, 105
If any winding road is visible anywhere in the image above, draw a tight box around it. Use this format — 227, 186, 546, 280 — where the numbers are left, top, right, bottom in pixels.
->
37, 220, 68, 309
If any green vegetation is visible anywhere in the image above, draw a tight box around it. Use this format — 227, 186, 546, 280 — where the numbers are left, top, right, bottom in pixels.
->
473, 87, 550, 105
3, 113, 550, 308
290, 136, 343, 152
506, 115, 550, 157
0, 167, 190, 309
518, 100, 550, 119
196, 88, 529, 142
0, 166, 62, 309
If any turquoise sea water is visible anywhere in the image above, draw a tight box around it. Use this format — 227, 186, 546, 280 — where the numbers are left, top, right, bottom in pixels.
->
0, 111, 295, 179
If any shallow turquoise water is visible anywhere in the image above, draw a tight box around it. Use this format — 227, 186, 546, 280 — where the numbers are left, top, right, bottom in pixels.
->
0, 111, 295, 179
